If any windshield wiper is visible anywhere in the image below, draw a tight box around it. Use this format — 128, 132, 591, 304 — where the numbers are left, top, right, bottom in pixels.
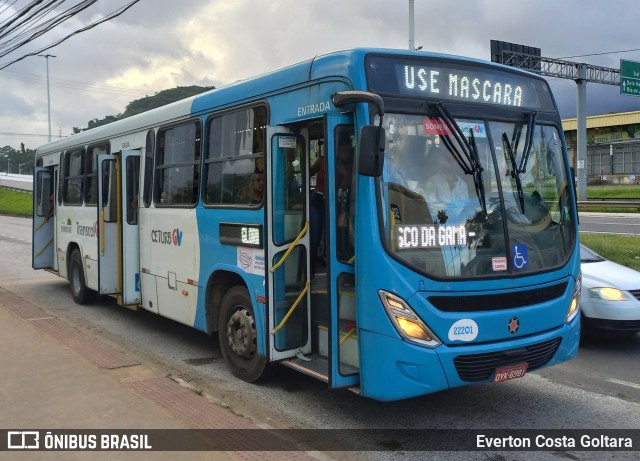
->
467, 128, 487, 214
518, 111, 537, 175
502, 132, 525, 213
432, 102, 487, 213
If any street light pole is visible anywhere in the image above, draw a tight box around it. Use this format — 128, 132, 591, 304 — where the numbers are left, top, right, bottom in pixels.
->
39, 54, 56, 142
408, 0, 415, 51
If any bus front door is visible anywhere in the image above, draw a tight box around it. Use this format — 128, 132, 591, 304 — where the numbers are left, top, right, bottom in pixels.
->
326, 115, 360, 389
266, 127, 311, 361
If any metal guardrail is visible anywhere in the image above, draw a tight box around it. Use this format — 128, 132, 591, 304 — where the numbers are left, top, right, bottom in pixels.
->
577, 199, 640, 210
0, 185, 32, 194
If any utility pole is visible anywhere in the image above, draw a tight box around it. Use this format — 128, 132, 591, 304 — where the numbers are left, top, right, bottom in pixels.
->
575, 64, 588, 202
408, 0, 415, 51
39, 54, 56, 142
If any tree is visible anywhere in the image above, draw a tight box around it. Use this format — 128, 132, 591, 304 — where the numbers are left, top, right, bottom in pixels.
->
1, 145, 35, 174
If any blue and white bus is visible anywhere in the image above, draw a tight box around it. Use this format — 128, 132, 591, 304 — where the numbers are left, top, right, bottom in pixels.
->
32, 48, 580, 401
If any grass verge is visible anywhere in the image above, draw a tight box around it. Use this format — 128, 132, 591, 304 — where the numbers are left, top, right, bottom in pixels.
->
580, 233, 640, 271
0, 187, 32, 217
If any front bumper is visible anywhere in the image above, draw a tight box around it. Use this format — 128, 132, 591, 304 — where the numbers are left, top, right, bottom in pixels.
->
359, 318, 580, 401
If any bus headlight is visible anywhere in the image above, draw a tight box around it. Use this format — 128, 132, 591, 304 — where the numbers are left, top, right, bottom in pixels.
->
378, 291, 441, 348
566, 272, 581, 324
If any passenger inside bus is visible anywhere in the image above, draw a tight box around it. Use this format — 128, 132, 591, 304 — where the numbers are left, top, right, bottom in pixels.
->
309, 142, 326, 277
424, 146, 470, 224
45, 191, 54, 221
335, 129, 355, 261
384, 136, 409, 186
249, 171, 264, 205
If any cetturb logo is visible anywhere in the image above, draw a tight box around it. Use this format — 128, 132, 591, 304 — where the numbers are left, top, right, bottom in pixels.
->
151, 228, 183, 246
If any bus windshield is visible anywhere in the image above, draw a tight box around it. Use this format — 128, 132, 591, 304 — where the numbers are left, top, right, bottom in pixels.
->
379, 112, 575, 278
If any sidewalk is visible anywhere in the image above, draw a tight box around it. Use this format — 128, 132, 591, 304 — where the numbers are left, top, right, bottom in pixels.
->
0, 288, 325, 460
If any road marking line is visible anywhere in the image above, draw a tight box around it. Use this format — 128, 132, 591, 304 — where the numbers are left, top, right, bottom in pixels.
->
606, 378, 640, 390
579, 231, 639, 236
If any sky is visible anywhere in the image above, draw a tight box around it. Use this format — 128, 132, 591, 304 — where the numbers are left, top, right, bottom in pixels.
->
1, 0, 640, 151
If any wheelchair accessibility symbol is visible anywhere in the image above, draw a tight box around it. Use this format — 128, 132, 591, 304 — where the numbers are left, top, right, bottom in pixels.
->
512, 244, 528, 270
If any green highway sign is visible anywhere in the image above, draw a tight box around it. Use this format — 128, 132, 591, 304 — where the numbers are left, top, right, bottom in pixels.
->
620, 59, 640, 96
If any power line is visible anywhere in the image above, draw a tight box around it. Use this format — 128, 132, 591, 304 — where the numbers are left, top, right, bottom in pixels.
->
557, 47, 640, 60
0, 1, 101, 58
0, 131, 65, 137
0, 1, 67, 52
0, 68, 150, 97
0, 0, 143, 71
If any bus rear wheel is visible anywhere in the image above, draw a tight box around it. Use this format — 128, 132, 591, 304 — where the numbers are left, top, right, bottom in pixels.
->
218, 286, 268, 382
69, 249, 96, 304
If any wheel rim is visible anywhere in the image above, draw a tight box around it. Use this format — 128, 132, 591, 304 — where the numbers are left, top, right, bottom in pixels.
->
226, 306, 257, 361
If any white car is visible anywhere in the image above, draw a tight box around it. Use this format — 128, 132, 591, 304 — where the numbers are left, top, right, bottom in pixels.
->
580, 244, 640, 335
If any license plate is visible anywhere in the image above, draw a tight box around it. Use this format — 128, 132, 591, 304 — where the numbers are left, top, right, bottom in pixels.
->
493, 363, 528, 383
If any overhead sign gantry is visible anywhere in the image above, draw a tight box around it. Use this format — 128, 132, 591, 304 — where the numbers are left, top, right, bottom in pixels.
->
490, 40, 626, 201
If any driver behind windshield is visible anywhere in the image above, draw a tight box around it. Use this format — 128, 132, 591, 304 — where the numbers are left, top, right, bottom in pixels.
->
423, 145, 470, 224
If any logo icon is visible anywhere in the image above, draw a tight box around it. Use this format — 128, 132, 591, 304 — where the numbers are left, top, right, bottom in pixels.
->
238, 249, 252, 269
512, 244, 528, 270
7, 431, 39, 449
507, 317, 520, 334
172, 228, 183, 246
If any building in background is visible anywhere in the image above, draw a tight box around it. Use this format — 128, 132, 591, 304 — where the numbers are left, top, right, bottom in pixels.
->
563, 111, 640, 185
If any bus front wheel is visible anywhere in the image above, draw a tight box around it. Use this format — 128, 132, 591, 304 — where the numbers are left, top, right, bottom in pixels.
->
69, 249, 95, 304
218, 286, 268, 382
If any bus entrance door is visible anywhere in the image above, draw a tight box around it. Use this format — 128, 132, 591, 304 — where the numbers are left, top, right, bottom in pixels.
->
326, 115, 360, 389
266, 127, 311, 361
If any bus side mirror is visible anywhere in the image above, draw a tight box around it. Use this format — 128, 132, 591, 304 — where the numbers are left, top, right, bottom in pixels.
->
358, 125, 385, 177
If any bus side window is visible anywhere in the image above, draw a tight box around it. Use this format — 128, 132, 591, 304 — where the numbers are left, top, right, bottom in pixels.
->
143, 130, 154, 207
36, 170, 52, 217
203, 106, 267, 206
126, 156, 140, 224
154, 123, 201, 206
102, 160, 118, 222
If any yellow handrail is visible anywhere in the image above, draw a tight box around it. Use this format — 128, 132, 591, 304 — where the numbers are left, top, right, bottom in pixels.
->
270, 220, 309, 273
34, 218, 50, 232
271, 279, 310, 335
34, 237, 54, 257
101, 208, 106, 256
339, 328, 356, 345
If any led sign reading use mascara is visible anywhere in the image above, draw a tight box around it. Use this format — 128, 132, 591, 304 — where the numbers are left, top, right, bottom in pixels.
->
403, 65, 523, 106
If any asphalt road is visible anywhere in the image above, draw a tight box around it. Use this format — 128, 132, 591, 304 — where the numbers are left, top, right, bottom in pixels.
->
579, 212, 640, 235
1, 215, 639, 461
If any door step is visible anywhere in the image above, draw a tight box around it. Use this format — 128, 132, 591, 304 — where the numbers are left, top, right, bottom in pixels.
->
281, 353, 329, 382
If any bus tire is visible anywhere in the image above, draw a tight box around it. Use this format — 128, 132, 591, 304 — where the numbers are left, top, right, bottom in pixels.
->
69, 249, 95, 304
218, 286, 268, 383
